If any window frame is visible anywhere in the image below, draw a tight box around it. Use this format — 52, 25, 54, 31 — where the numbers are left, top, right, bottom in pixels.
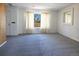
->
63, 8, 74, 25
34, 13, 41, 27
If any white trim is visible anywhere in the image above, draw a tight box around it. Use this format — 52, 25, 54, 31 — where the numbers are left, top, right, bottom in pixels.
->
0, 41, 7, 47
58, 32, 79, 42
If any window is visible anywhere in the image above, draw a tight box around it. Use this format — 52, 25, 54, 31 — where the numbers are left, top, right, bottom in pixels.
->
34, 14, 41, 27
64, 8, 74, 25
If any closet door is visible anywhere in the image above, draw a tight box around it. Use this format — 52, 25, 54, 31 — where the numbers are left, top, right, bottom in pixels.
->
0, 4, 6, 44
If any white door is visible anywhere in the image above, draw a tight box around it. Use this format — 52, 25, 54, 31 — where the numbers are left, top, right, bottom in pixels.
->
6, 7, 17, 36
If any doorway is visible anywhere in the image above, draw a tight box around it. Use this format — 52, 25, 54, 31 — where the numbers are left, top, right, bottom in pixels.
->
33, 14, 41, 33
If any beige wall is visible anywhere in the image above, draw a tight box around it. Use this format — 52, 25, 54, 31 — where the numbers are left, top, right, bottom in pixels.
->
48, 11, 58, 33
58, 4, 79, 41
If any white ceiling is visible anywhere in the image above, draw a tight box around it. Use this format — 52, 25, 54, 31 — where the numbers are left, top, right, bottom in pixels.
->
12, 3, 72, 10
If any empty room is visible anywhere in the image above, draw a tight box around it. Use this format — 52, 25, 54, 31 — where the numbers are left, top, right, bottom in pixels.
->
0, 3, 79, 56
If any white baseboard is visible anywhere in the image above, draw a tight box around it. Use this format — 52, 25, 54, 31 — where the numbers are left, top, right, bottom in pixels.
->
58, 32, 79, 42
0, 41, 7, 47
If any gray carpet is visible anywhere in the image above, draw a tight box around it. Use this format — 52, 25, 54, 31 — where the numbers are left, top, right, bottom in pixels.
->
0, 33, 79, 56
